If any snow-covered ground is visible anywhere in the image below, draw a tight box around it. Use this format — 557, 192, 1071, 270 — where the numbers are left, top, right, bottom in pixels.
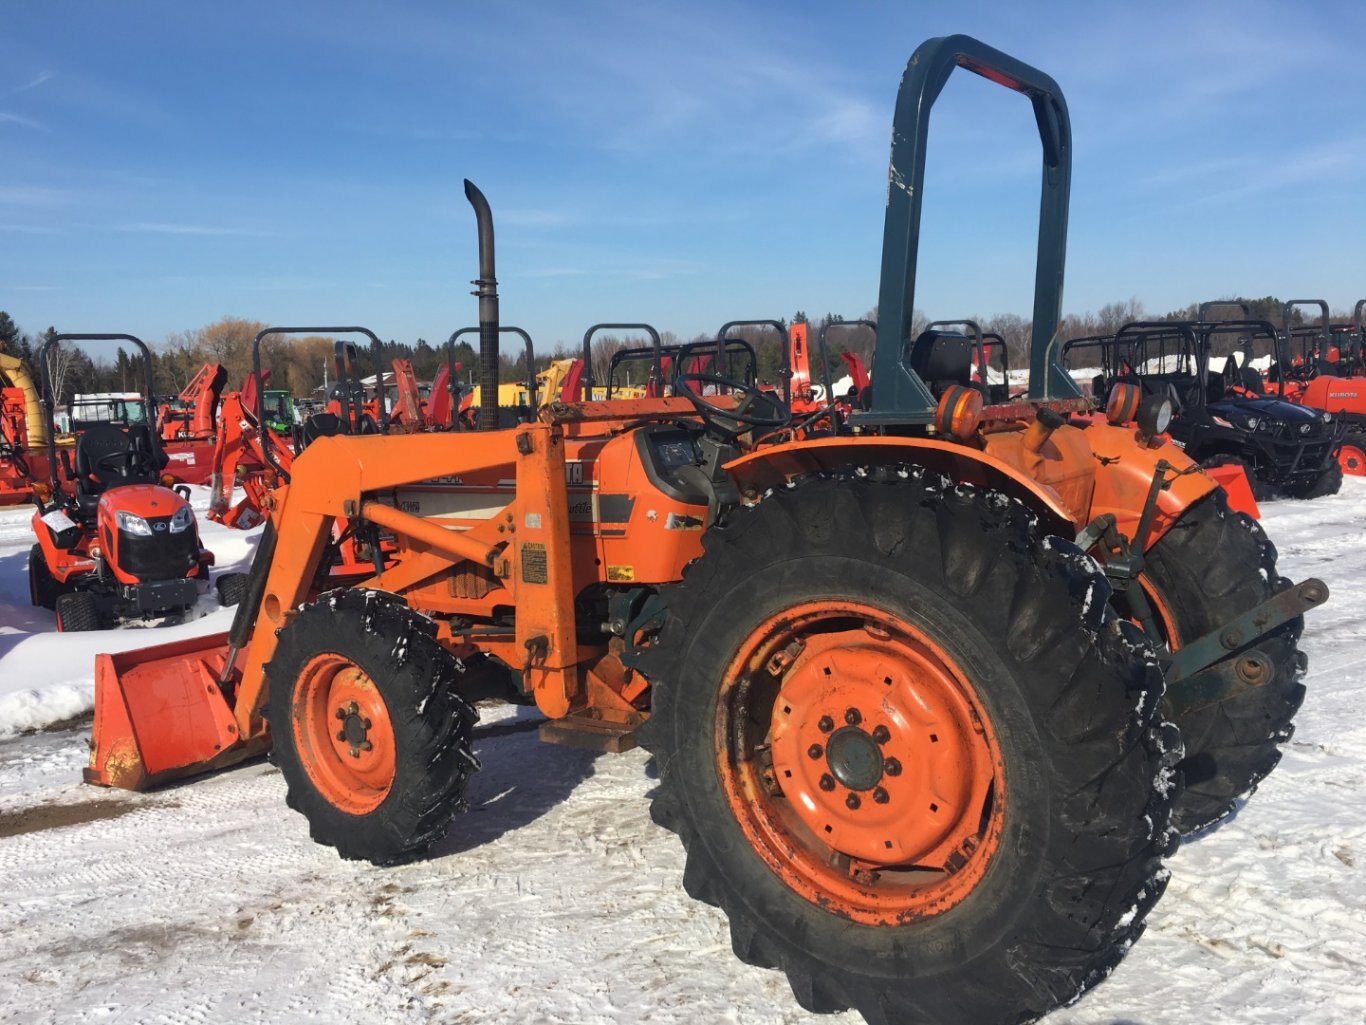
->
1, 483, 1364, 1024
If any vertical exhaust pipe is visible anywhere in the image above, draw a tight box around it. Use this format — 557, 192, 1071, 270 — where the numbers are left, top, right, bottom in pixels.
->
464, 179, 500, 431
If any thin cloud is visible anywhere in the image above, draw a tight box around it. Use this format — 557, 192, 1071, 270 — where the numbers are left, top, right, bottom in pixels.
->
15, 71, 53, 93
117, 222, 276, 237
0, 111, 47, 131
0, 185, 75, 207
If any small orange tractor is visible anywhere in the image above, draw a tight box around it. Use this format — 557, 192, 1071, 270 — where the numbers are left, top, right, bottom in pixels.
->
87, 37, 1326, 1025
29, 334, 213, 629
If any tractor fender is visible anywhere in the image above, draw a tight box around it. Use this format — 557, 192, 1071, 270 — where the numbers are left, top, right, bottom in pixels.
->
725, 427, 1218, 551
723, 436, 1077, 536
1081, 421, 1218, 548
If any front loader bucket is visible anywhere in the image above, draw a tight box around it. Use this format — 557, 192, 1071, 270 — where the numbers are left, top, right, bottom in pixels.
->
86, 631, 267, 790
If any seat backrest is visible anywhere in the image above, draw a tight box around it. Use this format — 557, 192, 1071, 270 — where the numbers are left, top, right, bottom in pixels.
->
75, 423, 138, 489
299, 411, 351, 450
907, 330, 973, 397
1206, 370, 1226, 403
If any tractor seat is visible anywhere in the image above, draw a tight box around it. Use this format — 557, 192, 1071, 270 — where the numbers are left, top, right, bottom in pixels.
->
73, 423, 164, 517
299, 411, 350, 449
907, 330, 973, 399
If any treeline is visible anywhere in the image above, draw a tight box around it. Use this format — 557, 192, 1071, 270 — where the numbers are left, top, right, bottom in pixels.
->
0, 297, 1354, 404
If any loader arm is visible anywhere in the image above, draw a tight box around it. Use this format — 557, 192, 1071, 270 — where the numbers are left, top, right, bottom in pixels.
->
228, 422, 581, 734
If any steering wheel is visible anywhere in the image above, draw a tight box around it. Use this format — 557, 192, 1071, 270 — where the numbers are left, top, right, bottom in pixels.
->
675, 372, 790, 439
95, 450, 152, 479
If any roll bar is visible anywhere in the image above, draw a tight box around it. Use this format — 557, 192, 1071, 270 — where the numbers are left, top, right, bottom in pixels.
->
864, 34, 1074, 423
252, 327, 386, 484
581, 324, 662, 398
448, 326, 537, 411
38, 333, 161, 499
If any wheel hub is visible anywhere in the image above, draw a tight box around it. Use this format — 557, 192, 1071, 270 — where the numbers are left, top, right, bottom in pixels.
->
824, 725, 884, 791
766, 616, 996, 868
334, 700, 373, 756
294, 656, 397, 814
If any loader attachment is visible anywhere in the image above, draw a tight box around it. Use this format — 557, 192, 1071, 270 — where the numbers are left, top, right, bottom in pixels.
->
86, 632, 264, 790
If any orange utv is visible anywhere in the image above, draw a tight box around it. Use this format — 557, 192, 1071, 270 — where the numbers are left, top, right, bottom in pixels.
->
86, 36, 1325, 1025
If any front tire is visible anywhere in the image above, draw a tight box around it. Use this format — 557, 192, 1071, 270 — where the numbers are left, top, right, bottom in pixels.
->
1141, 489, 1307, 834
639, 470, 1178, 1025
1335, 431, 1366, 476
28, 544, 63, 609
55, 591, 101, 632
1284, 458, 1342, 500
266, 590, 479, 864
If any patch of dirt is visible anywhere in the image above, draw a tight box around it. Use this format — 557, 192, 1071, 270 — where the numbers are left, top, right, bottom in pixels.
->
19, 712, 94, 736
0, 798, 158, 839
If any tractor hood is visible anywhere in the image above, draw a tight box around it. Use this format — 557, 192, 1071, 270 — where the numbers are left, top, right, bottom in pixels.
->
97, 483, 194, 523
1210, 397, 1332, 432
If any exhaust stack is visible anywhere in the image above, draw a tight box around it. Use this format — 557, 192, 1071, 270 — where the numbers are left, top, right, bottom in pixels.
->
464, 179, 500, 431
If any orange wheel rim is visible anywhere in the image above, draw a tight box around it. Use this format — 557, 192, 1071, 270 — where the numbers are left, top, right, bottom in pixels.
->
1338, 444, 1366, 475
715, 600, 1004, 925
292, 653, 396, 814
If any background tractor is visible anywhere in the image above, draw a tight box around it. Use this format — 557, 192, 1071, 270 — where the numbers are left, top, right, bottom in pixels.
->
28, 333, 214, 630
85, 37, 1325, 1025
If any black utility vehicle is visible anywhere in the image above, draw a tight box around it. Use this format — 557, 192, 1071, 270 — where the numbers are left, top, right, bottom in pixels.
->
1066, 318, 1344, 500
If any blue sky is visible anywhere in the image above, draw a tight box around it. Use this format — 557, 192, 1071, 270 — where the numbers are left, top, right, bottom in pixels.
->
2, 0, 1363, 354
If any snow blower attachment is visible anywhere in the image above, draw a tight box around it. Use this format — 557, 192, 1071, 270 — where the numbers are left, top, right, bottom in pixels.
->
89, 36, 1329, 1025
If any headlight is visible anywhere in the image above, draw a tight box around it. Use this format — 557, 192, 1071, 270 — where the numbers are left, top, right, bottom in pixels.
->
1242, 416, 1260, 431
169, 505, 194, 533
1300, 423, 1311, 434
1323, 412, 1333, 423
1137, 395, 1173, 437
116, 511, 153, 536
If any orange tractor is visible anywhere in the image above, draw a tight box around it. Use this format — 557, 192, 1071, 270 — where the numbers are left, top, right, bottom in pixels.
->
87, 37, 1326, 1025
29, 334, 214, 629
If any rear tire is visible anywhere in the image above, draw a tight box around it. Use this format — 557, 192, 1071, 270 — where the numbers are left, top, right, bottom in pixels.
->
54, 591, 101, 632
638, 470, 1178, 1025
215, 572, 249, 607
266, 589, 479, 865
1141, 489, 1306, 834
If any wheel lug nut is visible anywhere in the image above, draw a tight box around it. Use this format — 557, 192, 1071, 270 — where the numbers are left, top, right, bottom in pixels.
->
844, 707, 862, 726
335, 730, 347, 742
360, 740, 373, 752
817, 716, 834, 733
807, 744, 824, 760
334, 708, 346, 720
845, 793, 861, 810
362, 718, 372, 730
819, 774, 836, 791
884, 757, 902, 776
872, 725, 890, 744
873, 787, 889, 804
348, 747, 360, 758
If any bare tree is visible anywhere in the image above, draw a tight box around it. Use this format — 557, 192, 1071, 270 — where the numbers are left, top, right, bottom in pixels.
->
44, 340, 78, 404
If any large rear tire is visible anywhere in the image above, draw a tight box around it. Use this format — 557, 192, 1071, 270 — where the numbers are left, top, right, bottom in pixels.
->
1141, 489, 1306, 834
638, 469, 1179, 1025
266, 589, 479, 865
